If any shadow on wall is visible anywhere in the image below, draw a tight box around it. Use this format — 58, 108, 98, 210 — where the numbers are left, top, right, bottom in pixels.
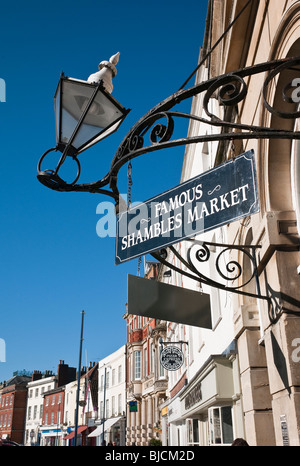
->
270, 330, 291, 396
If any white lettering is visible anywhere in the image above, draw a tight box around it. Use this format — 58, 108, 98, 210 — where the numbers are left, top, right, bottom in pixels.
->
0, 338, 5, 362
160, 201, 168, 215
144, 224, 154, 240
240, 183, 249, 201
153, 222, 161, 237
0, 78, 6, 103
96, 202, 116, 238
175, 212, 182, 231
155, 203, 161, 218
291, 78, 300, 103
219, 192, 230, 210
210, 197, 219, 214
195, 183, 203, 200
121, 236, 127, 250
230, 188, 240, 205
169, 195, 179, 212
179, 191, 187, 207
292, 338, 300, 363
200, 202, 210, 217
187, 205, 200, 224
127, 233, 135, 248
118, 180, 253, 251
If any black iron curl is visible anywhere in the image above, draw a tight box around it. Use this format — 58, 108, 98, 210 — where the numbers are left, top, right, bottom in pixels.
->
263, 57, 300, 119
195, 243, 210, 262
203, 74, 247, 120
128, 133, 144, 152
216, 257, 242, 282
149, 113, 175, 144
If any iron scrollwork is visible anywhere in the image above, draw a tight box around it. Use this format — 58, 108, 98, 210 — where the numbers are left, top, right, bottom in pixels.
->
38, 56, 300, 203
151, 239, 262, 299
108, 56, 300, 200
151, 239, 300, 324
37, 57, 300, 321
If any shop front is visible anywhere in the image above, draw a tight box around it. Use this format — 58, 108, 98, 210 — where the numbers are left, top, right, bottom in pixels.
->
168, 355, 238, 446
40, 428, 64, 446
63, 425, 90, 446
88, 416, 126, 446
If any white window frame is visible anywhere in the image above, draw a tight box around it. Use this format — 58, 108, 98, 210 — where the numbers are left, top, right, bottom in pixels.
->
208, 406, 234, 445
134, 351, 141, 380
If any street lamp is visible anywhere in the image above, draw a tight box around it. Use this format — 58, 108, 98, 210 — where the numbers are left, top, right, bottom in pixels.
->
37, 52, 130, 189
36, 50, 300, 315
37, 54, 300, 205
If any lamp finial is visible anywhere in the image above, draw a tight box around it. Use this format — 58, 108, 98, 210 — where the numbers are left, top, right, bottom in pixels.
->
87, 52, 120, 93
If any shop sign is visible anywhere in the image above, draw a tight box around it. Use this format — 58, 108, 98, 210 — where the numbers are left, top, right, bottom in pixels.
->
129, 401, 137, 412
160, 346, 184, 371
280, 415, 289, 446
116, 150, 259, 264
161, 406, 169, 417
185, 381, 202, 411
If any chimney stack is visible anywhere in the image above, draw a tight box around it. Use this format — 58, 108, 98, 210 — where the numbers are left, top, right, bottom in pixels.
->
32, 370, 42, 382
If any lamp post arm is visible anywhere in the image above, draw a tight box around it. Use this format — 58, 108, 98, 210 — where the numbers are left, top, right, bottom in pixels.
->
37, 56, 300, 206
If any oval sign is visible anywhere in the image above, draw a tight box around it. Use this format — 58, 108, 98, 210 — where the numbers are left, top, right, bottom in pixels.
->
160, 346, 184, 371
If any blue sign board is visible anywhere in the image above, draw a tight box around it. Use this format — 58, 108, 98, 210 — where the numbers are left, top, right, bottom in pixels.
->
129, 400, 138, 412
115, 150, 259, 264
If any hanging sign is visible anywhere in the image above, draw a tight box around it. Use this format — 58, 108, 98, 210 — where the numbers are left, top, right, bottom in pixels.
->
129, 401, 138, 412
160, 346, 184, 371
116, 150, 259, 264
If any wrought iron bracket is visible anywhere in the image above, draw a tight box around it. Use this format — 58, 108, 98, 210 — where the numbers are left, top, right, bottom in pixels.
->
150, 239, 300, 324
37, 56, 300, 322
38, 56, 300, 208
159, 338, 188, 349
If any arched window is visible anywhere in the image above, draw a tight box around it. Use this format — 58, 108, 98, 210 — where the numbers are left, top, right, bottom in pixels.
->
263, 15, 300, 223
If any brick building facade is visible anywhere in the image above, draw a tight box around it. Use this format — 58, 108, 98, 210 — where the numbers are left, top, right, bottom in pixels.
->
124, 262, 168, 446
0, 374, 31, 444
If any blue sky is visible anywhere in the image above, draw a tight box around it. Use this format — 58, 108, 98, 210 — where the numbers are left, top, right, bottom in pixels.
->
0, 0, 208, 382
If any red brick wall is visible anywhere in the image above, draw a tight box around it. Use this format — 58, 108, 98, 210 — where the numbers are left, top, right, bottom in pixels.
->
170, 374, 187, 399
42, 391, 64, 426
0, 387, 28, 444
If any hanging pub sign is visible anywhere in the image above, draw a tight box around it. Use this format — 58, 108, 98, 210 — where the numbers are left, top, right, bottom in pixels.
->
115, 150, 259, 264
160, 346, 184, 371
129, 400, 138, 412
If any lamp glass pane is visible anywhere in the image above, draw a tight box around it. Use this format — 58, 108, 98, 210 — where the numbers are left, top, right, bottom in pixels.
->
54, 83, 61, 144
71, 87, 125, 150
59, 79, 96, 146
78, 118, 124, 153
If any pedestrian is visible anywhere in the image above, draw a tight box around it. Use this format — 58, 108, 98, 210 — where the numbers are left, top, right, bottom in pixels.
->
231, 438, 249, 446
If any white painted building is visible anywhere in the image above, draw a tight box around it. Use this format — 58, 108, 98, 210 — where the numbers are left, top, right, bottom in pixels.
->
88, 345, 126, 446
63, 379, 77, 434
159, 57, 243, 445
63, 363, 98, 446
24, 371, 56, 446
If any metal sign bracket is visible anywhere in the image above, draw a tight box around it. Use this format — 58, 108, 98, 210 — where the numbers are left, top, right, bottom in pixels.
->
151, 240, 300, 324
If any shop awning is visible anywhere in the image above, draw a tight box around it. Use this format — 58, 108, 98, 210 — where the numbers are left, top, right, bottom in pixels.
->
128, 274, 212, 329
64, 425, 87, 440
88, 417, 121, 437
